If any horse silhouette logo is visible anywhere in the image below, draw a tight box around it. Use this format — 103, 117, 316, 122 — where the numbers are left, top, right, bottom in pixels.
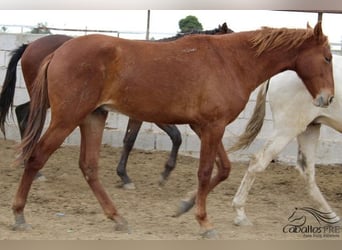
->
288, 207, 340, 225
283, 207, 340, 235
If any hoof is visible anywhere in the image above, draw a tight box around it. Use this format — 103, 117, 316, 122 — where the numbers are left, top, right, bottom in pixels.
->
158, 175, 167, 187
233, 216, 253, 226
122, 183, 136, 190
12, 223, 32, 231
201, 229, 220, 239
34, 173, 47, 182
115, 216, 130, 233
115, 221, 131, 233
173, 199, 195, 217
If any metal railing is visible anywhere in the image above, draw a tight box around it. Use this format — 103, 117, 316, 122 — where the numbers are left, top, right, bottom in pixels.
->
1, 24, 342, 54
0, 24, 175, 40
331, 42, 342, 55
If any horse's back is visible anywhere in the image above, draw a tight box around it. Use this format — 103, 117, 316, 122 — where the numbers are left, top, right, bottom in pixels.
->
46, 34, 237, 124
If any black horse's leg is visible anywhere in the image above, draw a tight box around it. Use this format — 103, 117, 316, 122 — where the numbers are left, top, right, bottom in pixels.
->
116, 118, 142, 189
156, 124, 182, 186
15, 102, 45, 181
15, 101, 30, 139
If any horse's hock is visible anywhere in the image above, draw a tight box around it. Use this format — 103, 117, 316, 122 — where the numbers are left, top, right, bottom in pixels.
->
1, 32, 342, 165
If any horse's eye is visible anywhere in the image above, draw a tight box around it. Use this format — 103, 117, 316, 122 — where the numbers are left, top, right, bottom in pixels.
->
325, 56, 332, 63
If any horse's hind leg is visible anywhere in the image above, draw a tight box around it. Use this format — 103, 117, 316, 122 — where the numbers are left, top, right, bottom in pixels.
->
116, 118, 142, 189
156, 124, 182, 186
15, 101, 46, 181
80, 109, 128, 231
12, 123, 76, 230
232, 133, 294, 226
296, 124, 340, 223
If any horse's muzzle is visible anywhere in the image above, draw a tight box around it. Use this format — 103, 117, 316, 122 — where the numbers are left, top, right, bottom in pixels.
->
313, 92, 334, 108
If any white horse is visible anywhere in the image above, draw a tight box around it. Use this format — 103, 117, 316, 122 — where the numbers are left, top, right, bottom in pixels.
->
231, 54, 342, 226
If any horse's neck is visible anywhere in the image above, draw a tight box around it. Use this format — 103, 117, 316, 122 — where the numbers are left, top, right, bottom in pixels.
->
219, 31, 298, 92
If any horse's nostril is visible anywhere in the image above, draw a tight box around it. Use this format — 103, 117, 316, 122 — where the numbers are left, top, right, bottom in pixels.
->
328, 96, 334, 104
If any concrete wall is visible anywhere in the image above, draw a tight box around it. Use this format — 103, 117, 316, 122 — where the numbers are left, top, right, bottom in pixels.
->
1, 33, 342, 164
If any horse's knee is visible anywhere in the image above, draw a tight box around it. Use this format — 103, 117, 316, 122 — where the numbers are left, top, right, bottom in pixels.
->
248, 153, 269, 173
197, 169, 212, 184
79, 161, 97, 182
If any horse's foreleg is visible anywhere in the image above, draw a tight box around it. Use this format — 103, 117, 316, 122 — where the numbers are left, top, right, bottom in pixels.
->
174, 141, 231, 218
116, 118, 142, 189
193, 123, 225, 238
232, 133, 294, 226
156, 124, 182, 186
12, 124, 74, 230
296, 124, 340, 223
80, 109, 129, 231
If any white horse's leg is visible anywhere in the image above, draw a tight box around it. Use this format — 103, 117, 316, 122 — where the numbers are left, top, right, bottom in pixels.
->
232, 133, 294, 226
296, 124, 340, 223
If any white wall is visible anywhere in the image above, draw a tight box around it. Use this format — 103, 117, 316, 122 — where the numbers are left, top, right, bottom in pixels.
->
1, 33, 342, 164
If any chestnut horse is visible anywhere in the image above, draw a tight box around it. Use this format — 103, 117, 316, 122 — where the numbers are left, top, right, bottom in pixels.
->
0, 23, 231, 187
12, 23, 334, 238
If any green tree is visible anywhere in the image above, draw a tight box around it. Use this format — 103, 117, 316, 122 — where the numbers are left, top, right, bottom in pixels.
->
178, 15, 203, 33
30, 22, 51, 34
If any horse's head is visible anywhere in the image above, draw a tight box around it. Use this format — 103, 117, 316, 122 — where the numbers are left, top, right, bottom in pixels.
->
294, 22, 334, 108
288, 208, 307, 226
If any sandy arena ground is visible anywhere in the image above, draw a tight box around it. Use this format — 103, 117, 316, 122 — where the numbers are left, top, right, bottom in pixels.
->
0, 138, 341, 240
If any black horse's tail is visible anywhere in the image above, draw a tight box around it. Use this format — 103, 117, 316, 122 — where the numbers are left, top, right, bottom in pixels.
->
0, 44, 29, 138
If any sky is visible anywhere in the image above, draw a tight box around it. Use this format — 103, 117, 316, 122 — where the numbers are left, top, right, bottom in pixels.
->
0, 10, 341, 44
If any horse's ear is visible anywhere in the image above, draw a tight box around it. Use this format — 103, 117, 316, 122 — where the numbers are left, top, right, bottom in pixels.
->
313, 21, 325, 42
221, 22, 228, 32
306, 22, 312, 29
220, 22, 233, 34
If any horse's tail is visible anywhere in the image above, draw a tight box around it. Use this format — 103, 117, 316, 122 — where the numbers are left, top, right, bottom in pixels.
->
17, 54, 52, 163
0, 44, 29, 138
229, 79, 270, 152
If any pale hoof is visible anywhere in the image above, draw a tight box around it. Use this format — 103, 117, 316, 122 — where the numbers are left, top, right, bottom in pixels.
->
35, 175, 47, 182
12, 222, 32, 231
115, 221, 131, 233
173, 199, 195, 217
33, 172, 47, 182
201, 229, 220, 239
233, 216, 253, 226
114, 216, 130, 232
122, 183, 136, 190
158, 175, 167, 187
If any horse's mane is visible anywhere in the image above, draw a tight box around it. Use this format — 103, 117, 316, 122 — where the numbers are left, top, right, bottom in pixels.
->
250, 26, 327, 56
